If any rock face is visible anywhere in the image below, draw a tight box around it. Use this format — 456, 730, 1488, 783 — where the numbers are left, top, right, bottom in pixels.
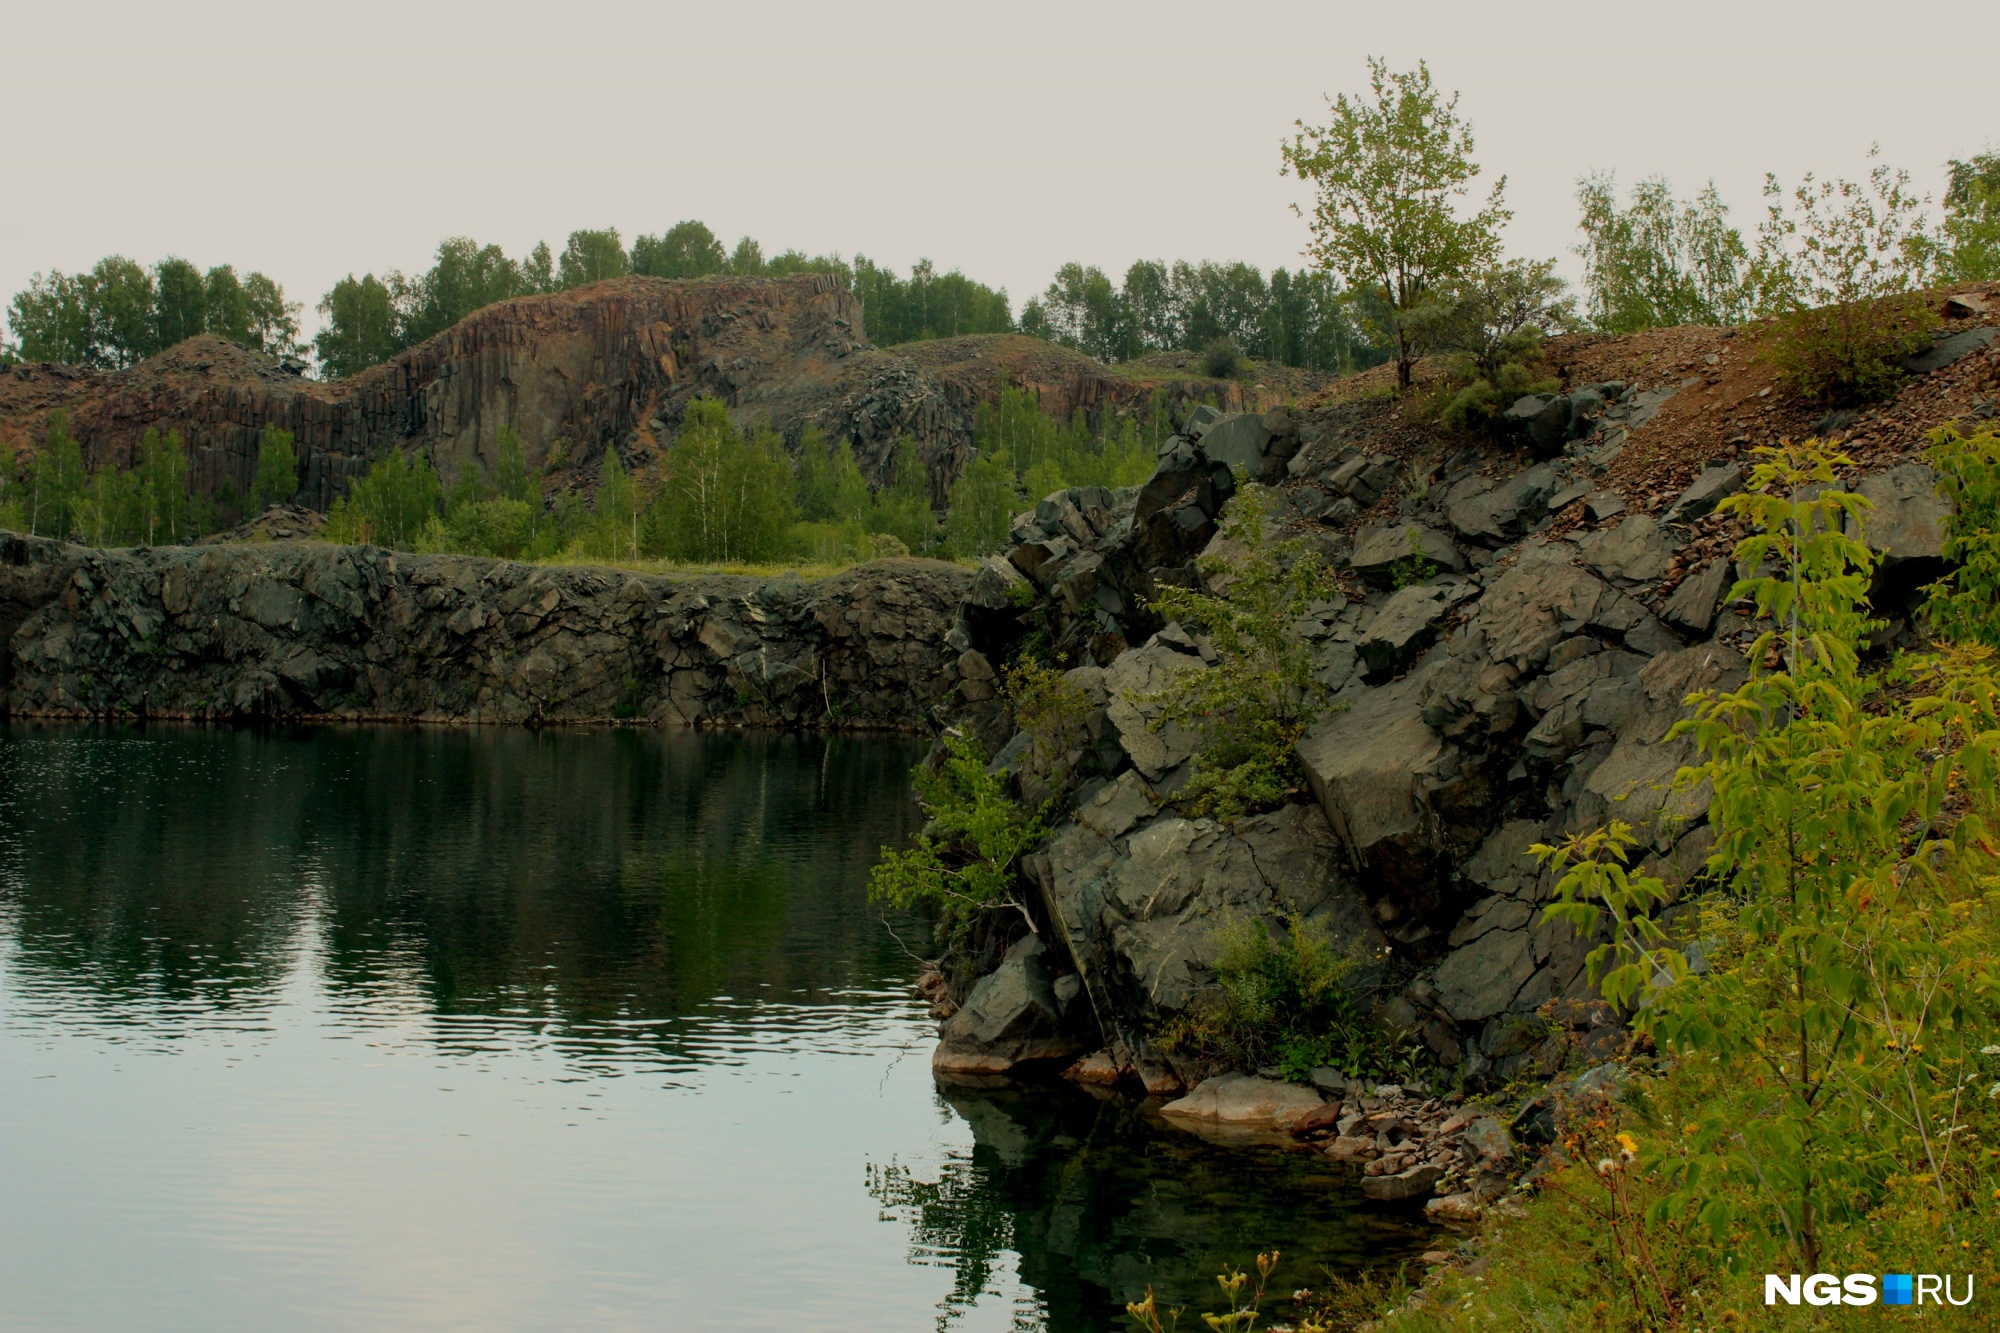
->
0, 283, 1313, 516
929, 386, 1953, 1092
0, 532, 967, 727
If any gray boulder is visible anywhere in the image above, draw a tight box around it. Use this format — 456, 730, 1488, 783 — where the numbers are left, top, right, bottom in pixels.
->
1504, 394, 1568, 453
934, 934, 1090, 1076
1664, 464, 1744, 523
1357, 585, 1452, 680
1660, 558, 1733, 634
1853, 463, 1951, 564
1102, 643, 1206, 780
1361, 1162, 1446, 1202
1473, 553, 1610, 670
1441, 464, 1562, 544
1198, 413, 1278, 479
1034, 802, 1386, 1039
1898, 326, 1997, 375
1349, 524, 1463, 581
1297, 661, 1459, 884
1581, 515, 1675, 584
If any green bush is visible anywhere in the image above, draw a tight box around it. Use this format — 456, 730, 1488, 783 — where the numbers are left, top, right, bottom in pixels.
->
1157, 914, 1387, 1081
1921, 422, 2000, 648
1753, 151, 1940, 403
1141, 488, 1343, 821
642, 399, 796, 563
1198, 337, 1245, 379
867, 730, 1046, 952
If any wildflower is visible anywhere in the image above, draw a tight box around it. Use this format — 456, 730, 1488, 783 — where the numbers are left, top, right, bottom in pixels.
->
1989, 1082, 2000, 1100
1982, 1045, 2000, 1057
1597, 1157, 1617, 1175
1615, 1132, 1639, 1159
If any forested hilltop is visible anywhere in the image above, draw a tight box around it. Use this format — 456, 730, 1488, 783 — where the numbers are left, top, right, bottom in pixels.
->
3, 219, 1378, 381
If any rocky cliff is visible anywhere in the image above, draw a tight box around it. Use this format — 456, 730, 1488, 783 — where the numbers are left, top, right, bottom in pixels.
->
0, 533, 969, 729
0, 278, 1323, 510
931, 287, 2000, 1094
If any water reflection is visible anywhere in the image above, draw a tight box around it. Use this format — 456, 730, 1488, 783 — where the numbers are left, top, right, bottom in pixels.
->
873, 1085, 1431, 1330
0, 723, 1423, 1332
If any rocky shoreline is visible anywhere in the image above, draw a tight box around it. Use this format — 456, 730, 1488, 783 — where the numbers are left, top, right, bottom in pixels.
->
917, 386, 1958, 1224
0, 533, 971, 730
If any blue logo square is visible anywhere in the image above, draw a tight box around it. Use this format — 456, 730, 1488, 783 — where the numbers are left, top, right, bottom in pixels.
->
1883, 1274, 1914, 1305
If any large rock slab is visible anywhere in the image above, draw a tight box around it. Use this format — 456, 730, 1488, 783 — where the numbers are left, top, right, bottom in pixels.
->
1161, 1072, 1325, 1131
1357, 585, 1451, 681
1297, 663, 1460, 886
1102, 642, 1207, 780
1660, 558, 1732, 634
1197, 413, 1278, 478
1473, 553, 1609, 670
1853, 463, 1951, 564
1349, 524, 1463, 581
1441, 464, 1561, 544
1035, 801, 1386, 1035
1664, 464, 1743, 523
1581, 515, 1674, 584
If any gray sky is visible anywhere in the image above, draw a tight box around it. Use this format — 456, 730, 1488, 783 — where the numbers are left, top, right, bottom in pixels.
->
2, 0, 1995, 339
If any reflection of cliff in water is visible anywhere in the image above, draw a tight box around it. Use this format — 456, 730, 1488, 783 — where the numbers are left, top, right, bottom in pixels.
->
0, 724, 923, 1060
871, 1083, 1431, 1330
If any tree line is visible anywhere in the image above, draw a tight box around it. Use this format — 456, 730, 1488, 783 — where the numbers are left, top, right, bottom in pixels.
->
5, 258, 304, 369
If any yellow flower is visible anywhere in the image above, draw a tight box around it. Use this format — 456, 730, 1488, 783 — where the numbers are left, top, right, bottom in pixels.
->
1616, 1132, 1640, 1158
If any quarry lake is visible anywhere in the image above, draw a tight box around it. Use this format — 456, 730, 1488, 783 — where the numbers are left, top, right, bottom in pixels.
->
0, 724, 1423, 1332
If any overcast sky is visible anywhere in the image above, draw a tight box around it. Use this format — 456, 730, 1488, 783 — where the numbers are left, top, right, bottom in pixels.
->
3, 0, 1995, 338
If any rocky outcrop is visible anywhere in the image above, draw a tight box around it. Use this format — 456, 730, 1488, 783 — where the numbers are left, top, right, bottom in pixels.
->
0, 283, 1326, 515
0, 531, 968, 728
933, 387, 1956, 1093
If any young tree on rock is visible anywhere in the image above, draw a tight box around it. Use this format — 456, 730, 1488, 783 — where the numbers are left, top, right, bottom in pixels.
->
558, 229, 629, 288
1282, 57, 1509, 388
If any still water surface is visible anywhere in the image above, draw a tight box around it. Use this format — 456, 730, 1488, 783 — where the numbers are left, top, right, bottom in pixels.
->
0, 724, 1423, 1331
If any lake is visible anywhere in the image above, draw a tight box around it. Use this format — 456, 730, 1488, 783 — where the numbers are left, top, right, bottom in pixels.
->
0, 723, 1425, 1331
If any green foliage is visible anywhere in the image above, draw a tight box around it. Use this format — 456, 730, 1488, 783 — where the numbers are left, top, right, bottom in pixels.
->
250, 425, 298, 512
557, 228, 629, 288
630, 221, 729, 279
7, 256, 301, 368
1387, 525, 1439, 589
1923, 422, 2000, 647
1142, 488, 1343, 821
1753, 149, 1940, 403
1573, 172, 1753, 330
1157, 915, 1386, 1082
65, 428, 203, 547
851, 255, 1013, 345
29, 411, 86, 540
323, 450, 444, 549
643, 399, 797, 563
1537, 442, 2000, 1275
1198, 337, 1245, 379
867, 731, 1045, 946
313, 275, 400, 379
794, 425, 870, 524
1942, 149, 2000, 282
1282, 57, 1510, 387
942, 447, 1017, 558
1027, 257, 1378, 373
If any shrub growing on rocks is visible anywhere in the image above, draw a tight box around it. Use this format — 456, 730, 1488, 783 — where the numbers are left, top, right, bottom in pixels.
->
1157, 914, 1388, 1081
1751, 150, 1940, 403
1140, 488, 1344, 821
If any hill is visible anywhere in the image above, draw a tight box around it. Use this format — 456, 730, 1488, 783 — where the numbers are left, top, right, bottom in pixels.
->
0, 275, 1329, 510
